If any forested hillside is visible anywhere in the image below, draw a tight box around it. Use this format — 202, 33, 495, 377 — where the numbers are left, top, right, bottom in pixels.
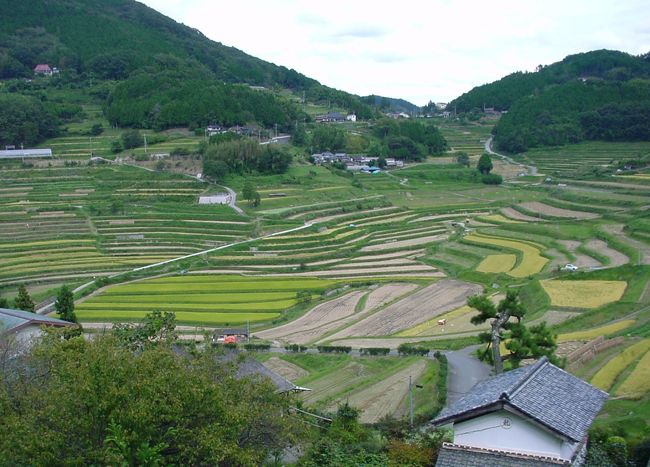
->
447, 50, 650, 152
0, 0, 373, 139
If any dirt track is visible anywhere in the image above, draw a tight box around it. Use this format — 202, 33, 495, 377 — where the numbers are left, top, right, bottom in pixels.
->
325, 279, 482, 339
519, 202, 599, 219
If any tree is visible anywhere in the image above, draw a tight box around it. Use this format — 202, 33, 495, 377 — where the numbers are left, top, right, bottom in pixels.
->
0, 296, 8, 308
54, 285, 77, 323
14, 284, 35, 312
477, 153, 493, 174
0, 328, 302, 465
112, 310, 177, 352
456, 152, 470, 167
377, 156, 387, 169
121, 130, 141, 150
468, 291, 558, 373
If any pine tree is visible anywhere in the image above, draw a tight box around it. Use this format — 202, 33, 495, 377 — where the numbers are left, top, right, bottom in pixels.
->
55, 285, 77, 323
14, 284, 35, 312
477, 153, 493, 174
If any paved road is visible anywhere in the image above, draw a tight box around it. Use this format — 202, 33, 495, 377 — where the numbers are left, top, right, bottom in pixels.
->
484, 137, 537, 176
445, 345, 491, 406
220, 185, 245, 215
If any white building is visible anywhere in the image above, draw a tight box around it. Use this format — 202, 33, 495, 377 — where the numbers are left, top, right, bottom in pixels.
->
432, 357, 608, 466
346, 114, 357, 122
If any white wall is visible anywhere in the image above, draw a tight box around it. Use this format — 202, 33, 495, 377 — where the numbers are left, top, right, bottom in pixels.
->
453, 410, 575, 459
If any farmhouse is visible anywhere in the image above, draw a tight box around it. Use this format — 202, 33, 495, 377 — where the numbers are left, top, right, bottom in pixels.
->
213, 327, 249, 344
33, 63, 55, 76
0, 307, 75, 348
432, 357, 607, 466
315, 112, 346, 123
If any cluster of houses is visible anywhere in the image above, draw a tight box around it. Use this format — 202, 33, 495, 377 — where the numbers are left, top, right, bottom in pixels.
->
314, 112, 357, 123
311, 152, 404, 172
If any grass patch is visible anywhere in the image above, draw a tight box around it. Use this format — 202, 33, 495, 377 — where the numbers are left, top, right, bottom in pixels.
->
616, 348, 650, 398
464, 233, 548, 277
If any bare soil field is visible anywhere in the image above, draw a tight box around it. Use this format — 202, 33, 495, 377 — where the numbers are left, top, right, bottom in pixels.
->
301, 361, 369, 406
518, 202, 599, 219
310, 207, 399, 224
327, 336, 467, 348
263, 357, 309, 381
363, 283, 419, 312
602, 224, 650, 265
325, 279, 482, 339
360, 234, 448, 252
347, 250, 425, 263
332, 360, 428, 424
500, 207, 544, 222
292, 265, 440, 276
558, 240, 601, 268
585, 239, 629, 267
254, 291, 365, 344
528, 310, 580, 327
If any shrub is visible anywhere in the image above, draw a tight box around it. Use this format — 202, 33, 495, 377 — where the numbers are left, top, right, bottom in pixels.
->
360, 347, 390, 356
284, 344, 308, 353
244, 343, 271, 352
481, 173, 503, 185
317, 345, 352, 354
397, 344, 429, 356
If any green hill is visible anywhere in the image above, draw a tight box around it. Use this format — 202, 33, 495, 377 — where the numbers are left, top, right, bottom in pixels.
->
0, 0, 373, 141
447, 50, 650, 152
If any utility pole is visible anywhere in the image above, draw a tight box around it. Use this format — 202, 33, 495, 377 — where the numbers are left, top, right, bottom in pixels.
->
143, 133, 148, 154
409, 375, 414, 427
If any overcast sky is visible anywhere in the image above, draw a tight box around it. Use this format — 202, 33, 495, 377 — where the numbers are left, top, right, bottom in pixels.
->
141, 0, 649, 106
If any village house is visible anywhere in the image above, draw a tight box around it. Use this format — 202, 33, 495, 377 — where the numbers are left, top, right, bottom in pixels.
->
315, 112, 346, 123
0, 307, 75, 350
311, 152, 404, 169
432, 357, 608, 466
33, 64, 58, 76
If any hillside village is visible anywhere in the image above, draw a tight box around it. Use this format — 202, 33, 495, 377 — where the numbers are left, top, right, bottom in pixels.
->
0, 0, 649, 465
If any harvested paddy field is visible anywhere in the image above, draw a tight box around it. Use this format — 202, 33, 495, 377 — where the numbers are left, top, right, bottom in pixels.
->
360, 234, 448, 252
331, 359, 428, 424
541, 280, 627, 309
324, 279, 482, 339
254, 290, 366, 344
262, 357, 309, 381
500, 207, 544, 222
585, 239, 628, 267
558, 240, 601, 269
363, 283, 419, 312
518, 202, 599, 219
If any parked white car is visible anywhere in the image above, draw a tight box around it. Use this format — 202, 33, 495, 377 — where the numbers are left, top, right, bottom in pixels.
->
562, 263, 578, 272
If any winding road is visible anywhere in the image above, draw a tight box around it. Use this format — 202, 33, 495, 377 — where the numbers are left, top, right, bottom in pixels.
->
484, 136, 537, 175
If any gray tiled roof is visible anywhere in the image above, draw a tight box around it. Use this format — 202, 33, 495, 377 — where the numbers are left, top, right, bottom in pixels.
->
0, 308, 73, 334
433, 357, 608, 442
436, 444, 569, 466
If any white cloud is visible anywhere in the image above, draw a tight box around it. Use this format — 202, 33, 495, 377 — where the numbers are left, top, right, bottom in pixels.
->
141, 0, 650, 105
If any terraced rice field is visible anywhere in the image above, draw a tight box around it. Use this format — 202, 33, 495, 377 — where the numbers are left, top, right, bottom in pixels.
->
464, 233, 548, 277
76, 274, 337, 324
591, 339, 650, 391
517, 202, 599, 220
478, 214, 522, 224
616, 348, 650, 398
518, 141, 650, 177
0, 164, 255, 285
323, 279, 482, 339
541, 280, 627, 309
558, 320, 636, 343
475, 254, 517, 273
